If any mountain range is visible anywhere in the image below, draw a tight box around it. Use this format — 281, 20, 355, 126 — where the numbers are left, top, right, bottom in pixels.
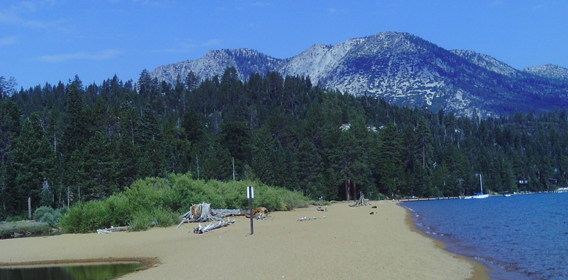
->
149, 31, 568, 118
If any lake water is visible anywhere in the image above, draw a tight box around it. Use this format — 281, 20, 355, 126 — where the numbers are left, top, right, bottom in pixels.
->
401, 193, 568, 280
0, 262, 143, 280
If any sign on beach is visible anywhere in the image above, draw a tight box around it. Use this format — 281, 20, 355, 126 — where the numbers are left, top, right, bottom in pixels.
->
247, 186, 254, 199
248, 186, 254, 235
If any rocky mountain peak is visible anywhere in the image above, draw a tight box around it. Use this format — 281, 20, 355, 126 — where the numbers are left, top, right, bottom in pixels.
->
149, 31, 567, 118
522, 64, 568, 81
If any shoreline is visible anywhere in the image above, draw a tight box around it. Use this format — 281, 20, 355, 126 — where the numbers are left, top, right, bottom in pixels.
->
402, 204, 491, 280
0, 257, 159, 270
1, 201, 480, 279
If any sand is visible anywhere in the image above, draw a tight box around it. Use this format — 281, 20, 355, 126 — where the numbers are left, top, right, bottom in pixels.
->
0, 201, 489, 280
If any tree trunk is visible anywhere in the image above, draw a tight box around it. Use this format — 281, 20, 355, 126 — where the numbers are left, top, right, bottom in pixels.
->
354, 180, 357, 200
422, 144, 426, 169
28, 196, 31, 219
345, 180, 350, 201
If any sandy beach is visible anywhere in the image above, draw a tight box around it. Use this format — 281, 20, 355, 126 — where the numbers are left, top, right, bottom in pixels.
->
0, 201, 488, 279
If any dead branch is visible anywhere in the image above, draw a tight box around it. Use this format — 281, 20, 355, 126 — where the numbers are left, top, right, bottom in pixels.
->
97, 226, 130, 234
177, 202, 247, 228
193, 218, 235, 234
350, 192, 370, 207
298, 216, 326, 222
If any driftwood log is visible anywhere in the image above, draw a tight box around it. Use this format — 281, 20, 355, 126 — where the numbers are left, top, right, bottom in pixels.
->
350, 192, 371, 207
193, 218, 235, 234
177, 202, 247, 228
298, 216, 326, 222
97, 226, 130, 234
244, 207, 269, 220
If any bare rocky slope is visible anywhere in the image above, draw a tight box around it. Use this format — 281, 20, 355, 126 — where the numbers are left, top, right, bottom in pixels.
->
150, 31, 568, 118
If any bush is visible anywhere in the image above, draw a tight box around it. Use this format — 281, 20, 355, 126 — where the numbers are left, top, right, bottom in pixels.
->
105, 193, 132, 226
129, 210, 154, 232
59, 173, 309, 233
33, 206, 63, 227
125, 177, 174, 211
129, 207, 180, 231
33, 206, 52, 221
6, 215, 25, 222
60, 200, 111, 233
59, 204, 84, 233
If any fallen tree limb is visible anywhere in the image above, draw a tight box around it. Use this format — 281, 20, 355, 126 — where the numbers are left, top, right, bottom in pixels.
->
97, 226, 130, 234
298, 216, 326, 222
244, 207, 269, 220
177, 202, 247, 228
193, 218, 235, 234
350, 192, 370, 207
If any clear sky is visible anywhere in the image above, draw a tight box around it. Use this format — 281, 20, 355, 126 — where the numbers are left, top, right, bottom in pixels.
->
1, 0, 567, 90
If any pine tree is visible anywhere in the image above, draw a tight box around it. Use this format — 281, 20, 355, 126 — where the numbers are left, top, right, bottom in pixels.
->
114, 96, 138, 189
162, 119, 191, 174
252, 124, 276, 185
63, 80, 90, 155
82, 131, 116, 200
218, 121, 251, 179
0, 99, 21, 216
182, 109, 204, 145
13, 113, 55, 211
378, 123, 402, 197
294, 138, 324, 197
203, 141, 232, 181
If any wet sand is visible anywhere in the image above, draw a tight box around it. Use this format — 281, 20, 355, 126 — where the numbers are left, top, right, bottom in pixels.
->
0, 201, 489, 279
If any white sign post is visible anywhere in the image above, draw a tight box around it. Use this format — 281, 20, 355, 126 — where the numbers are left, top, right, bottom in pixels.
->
247, 186, 254, 235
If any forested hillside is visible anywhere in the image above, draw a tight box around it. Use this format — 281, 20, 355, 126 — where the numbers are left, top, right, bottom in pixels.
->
1, 68, 567, 218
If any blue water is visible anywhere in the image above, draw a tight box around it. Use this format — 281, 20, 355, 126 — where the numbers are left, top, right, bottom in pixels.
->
402, 193, 568, 280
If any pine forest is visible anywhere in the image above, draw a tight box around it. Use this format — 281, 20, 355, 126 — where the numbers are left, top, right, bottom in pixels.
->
1, 68, 567, 219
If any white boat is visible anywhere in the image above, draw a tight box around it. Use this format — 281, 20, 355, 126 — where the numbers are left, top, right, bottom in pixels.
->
473, 174, 489, 199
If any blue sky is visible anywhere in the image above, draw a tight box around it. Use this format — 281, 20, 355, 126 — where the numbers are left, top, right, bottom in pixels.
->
1, 0, 567, 89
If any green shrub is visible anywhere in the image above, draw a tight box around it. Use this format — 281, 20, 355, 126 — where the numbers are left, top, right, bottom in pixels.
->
32, 206, 62, 227
125, 177, 172, 211
152, 207, 180, 227
129, 210, 153, 231
60, 200, 111, 233
33, 206, 52, 220
81, 200, 111, 231
129, 207, 179, 231
59, 203, 84, 233
59, 173, 309, 233
6, 215, 25, 222
40, 213, 56, 226
105, 193, 132, 226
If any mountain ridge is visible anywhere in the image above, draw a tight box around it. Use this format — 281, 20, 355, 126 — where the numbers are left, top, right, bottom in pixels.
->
150, 31, 568, 118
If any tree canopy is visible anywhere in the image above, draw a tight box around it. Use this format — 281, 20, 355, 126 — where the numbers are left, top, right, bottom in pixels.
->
1, 70, 567, 218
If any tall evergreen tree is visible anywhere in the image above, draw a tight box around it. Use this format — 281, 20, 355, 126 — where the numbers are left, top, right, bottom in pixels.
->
252, 124, 276, 185
377, 123, 403, 197
13, 113, 55, 211
203, 141, 232, 181
218, 121, 251, 179
0, 99, 21, 216
294, 138, 324, 197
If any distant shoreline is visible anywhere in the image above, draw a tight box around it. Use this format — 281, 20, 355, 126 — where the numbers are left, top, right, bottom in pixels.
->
401, 190, 568, 203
